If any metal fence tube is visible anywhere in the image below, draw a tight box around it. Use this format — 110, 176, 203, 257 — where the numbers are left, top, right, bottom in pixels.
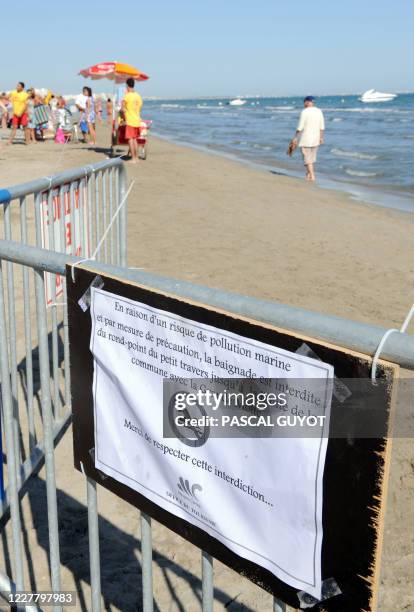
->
0, 261, 25, 591
62, 282, 71, 411
102, 171, 108, 263
140, 511, 153, 612
46, 190, 60, 419
201, 551, 213, 612
273, 596, 287, 611
109, 169, 114, 265
86, 477, 101, 612
1, 158, 124, 202
0, 570, 38, 612
115, 168, 121, 266
94, 172, 100, 257
3, 204, 21, 485
20, 196, 35, 450
33, 267, 62, 610
0, 241, 414, 369
0, 409, 71, 523
118, 163, 128, 267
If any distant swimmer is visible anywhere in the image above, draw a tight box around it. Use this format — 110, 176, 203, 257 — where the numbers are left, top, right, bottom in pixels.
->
290, 96, 325, 182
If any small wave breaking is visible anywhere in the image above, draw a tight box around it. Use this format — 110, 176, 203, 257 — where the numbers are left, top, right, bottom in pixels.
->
331, 148, 378, 160
345, 168, 380, 178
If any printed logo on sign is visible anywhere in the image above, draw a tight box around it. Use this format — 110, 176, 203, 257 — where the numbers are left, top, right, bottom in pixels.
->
177, 477, 202, 501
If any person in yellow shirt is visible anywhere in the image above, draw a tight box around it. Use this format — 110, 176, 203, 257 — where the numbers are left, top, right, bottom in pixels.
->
121, 78, 143, 163
8, 82, 30, 145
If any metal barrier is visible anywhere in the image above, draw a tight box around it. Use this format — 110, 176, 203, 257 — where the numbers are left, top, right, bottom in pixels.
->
0, 159, 127, 611
0, 239, 413, 611
0, 160, 127, 508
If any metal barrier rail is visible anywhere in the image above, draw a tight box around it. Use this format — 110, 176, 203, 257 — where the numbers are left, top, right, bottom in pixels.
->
0, 239, 413, 611
1, 240, 413, 370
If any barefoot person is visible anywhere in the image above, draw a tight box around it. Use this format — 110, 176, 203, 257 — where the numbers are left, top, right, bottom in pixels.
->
7, 82, 30, 145
291, 96, 324, 182
84, 87, 97, 145
121, 78, 143, 163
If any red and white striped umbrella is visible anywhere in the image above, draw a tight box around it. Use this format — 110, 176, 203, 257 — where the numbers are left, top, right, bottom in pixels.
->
79, 62, 149, 84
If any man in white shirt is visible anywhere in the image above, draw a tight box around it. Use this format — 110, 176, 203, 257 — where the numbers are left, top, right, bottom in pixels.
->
292, 96, 325, 182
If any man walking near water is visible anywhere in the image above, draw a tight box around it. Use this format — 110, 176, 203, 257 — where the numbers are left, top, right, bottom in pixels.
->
122, 78, 143, 164
292, 96, 325, 181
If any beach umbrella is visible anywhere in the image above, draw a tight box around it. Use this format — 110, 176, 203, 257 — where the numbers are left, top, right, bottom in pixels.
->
79, 62, 149, 84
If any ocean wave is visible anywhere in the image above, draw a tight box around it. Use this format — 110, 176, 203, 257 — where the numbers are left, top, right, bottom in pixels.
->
331, 118, 343, 122
265, 105, 295, 110
345, 168, 380, 178
331, 148, 378, 160
160, 104, 183, 108
324, 107, 412, 114
253, 143, 273, 150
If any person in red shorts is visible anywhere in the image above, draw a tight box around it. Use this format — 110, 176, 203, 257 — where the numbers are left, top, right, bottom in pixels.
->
7, 82, 30, 145
121, 78, 143, 163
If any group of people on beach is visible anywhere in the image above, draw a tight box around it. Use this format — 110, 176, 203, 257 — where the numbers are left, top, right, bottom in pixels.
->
1, 79, 144, 163
0, 81, 115, 148
2, 79, 323, 177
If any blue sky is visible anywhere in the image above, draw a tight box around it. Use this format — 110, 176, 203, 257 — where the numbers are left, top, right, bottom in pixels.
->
0, 0, 412, 98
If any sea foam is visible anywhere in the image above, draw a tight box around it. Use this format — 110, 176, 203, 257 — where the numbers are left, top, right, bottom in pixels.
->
331, 148, 378, 160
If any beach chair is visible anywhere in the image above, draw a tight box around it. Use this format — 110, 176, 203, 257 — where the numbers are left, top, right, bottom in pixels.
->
57, 108, 78, 143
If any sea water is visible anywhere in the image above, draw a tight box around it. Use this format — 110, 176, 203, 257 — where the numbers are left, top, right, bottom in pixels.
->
143, 94, 414, 211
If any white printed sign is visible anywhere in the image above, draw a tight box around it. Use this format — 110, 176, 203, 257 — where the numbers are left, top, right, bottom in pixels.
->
41, 183, 89, 305
90, 287, 333, 598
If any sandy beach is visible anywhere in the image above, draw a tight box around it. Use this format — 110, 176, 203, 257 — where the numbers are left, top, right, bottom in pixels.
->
0, 128, 413, 610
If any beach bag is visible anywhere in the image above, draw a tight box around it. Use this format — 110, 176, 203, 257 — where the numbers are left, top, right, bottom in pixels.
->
55, 127, 65, 144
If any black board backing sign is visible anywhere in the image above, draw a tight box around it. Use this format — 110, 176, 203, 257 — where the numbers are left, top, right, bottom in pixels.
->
67, 265, 397, 611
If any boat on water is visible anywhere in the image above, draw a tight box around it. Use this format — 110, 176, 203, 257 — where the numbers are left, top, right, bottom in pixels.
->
228, 98, 247, 106
360, 89, 397, 103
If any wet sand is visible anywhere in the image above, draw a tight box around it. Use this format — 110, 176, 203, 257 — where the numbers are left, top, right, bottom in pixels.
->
0, 127, 413, 610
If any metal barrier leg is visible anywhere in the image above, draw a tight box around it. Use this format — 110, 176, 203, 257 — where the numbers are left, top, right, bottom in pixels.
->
4, 204, 21, 486
201, 550, 213, 612
140, 511, 154, 612
34, 267, 62, 611
46, 191, 60, 419
0, 260, 25, 591
118, 164, 128, 267
20, 197, 35, 450
273, 596, 287, 611
87, 477, 101, 612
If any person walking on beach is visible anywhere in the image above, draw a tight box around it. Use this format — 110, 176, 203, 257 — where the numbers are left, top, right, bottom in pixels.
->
291, 96, 324, 182
76, 86, 96, 145
26, 88, 37, 143
7, 82, 30, 145
84, 87, 97, 146
121, 78, 143, 164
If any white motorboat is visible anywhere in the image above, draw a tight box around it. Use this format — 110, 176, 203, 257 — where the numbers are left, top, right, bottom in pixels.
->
360, 89, 397, 103
228, 98, 247, 106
